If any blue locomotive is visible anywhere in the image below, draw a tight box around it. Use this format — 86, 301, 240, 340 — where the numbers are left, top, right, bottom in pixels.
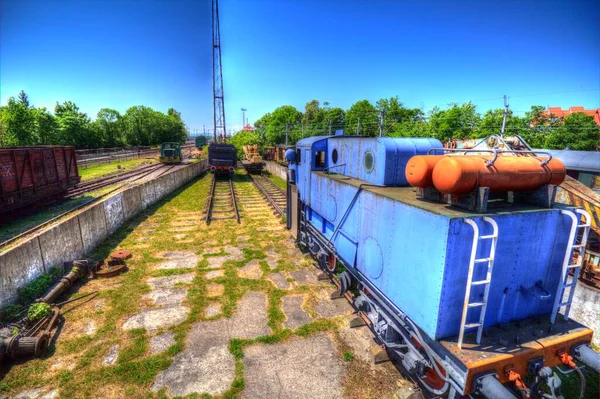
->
285, 134, 599, 398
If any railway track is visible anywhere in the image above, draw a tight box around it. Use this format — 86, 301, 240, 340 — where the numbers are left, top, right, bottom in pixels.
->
1, 162, 184, 250
247, 173, 287, 217
204, 174, 240, 225
66, 163, 165, 198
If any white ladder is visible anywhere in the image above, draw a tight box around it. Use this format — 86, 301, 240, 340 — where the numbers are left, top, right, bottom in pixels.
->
550, 209, 591, 324
458, 217, 499, 349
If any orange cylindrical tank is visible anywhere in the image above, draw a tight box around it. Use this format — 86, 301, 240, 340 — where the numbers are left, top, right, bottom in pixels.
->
432, 156, 566, 194
405, 155, 445, 188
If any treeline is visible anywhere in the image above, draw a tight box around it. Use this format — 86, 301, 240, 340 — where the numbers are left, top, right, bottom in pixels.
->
233, 97, 599, 151
0, 91, 188, 148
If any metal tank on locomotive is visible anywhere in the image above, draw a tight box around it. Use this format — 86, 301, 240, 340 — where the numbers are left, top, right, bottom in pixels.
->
284, 134, 600, 398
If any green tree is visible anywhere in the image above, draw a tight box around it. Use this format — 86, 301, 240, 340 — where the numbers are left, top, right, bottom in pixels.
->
95, 108, 123, 147
427, 102, 480, 141
474, 108, 529, 139
324, 107, 345, 133
301, 99, 326, 137
230, 129, 261, 160
54, 101, 101, 148
345, 100, 378, 136
544, 112, 600, 150
0, 97, 36, 146
263, 105, 302, 145
32, 107, 58, 145
376, 96, 424, 136
18, 90, 30, 109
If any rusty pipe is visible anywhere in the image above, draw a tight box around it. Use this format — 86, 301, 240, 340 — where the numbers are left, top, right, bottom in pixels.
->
38, 260, 89, 305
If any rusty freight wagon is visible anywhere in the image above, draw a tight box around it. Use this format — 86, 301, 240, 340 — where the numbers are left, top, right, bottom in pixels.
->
0, 146, 80, 214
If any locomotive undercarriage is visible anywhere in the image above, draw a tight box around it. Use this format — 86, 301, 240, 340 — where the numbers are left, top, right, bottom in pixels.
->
295, 200, 595, 399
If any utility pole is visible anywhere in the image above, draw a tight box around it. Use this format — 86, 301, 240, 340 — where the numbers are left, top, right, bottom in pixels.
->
212, 0, 226, 142
285, 123, 290, 145
329, 120, 332, 135
357, 117, 361, 136
241, 108, 247, 127
379, 111, 385, 137
301, 123, 304, 138
500, 95, 509, 138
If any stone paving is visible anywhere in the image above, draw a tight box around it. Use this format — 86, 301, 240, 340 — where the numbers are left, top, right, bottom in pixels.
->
243, 333, 345, 399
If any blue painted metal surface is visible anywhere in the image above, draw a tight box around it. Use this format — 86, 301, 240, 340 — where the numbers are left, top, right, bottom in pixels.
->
326, 137, 443, 186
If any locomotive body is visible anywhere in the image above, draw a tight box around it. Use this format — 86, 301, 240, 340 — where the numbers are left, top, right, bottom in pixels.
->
207, 143, 237, 175
286, 135, 599, 398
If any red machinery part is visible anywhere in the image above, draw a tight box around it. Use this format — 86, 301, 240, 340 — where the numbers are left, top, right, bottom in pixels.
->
431, 155, 566, 194
405, 155, 445, 188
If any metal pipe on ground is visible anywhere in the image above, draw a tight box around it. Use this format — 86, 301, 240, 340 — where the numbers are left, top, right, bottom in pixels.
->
476, 374, 517, 399
573, 344, 600, 373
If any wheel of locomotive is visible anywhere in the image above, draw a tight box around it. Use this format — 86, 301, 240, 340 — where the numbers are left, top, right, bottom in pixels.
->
326, 254, 336, 273
416, 359, 447, 396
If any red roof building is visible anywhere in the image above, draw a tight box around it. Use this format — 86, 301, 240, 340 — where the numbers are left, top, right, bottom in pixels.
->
544, 107, 600, 126
241, 124, 255, 131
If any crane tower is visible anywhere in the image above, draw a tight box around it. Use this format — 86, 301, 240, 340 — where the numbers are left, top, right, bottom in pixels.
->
212, 0, 226, 142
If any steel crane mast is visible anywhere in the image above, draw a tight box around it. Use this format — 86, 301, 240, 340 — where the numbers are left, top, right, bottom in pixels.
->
212, 0, 226, 142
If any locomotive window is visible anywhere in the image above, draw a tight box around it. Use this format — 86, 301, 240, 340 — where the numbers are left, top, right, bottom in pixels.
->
331, 149, 338, 164
364, 150, 374, 173
315, 151, 326, 168
296, 149, 301, 163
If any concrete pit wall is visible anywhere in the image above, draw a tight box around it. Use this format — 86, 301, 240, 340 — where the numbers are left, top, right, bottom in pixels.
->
0, 161, 206, 308
264, 161, 287, 180
570, 282, 600, 347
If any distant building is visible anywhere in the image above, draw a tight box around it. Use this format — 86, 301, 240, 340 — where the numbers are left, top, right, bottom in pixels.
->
544, 107, 600, 126
240, 124, 255, 132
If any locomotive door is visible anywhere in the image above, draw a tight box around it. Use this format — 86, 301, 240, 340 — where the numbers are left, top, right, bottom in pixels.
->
290, 184, 298, 238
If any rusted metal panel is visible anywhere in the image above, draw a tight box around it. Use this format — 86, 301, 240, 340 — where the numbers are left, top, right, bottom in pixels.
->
0, 146, 80, 213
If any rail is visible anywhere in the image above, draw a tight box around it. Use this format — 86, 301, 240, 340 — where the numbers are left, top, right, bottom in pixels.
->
205, 174, 240, 224
247, 173, 287, 217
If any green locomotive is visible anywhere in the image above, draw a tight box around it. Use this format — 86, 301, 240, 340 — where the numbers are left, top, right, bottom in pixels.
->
195, 135, 208, 149
159, 142, 182, 164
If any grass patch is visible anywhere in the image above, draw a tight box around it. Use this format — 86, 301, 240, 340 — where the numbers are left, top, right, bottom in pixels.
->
262, 171, 287, 191
79, 158, 157, 182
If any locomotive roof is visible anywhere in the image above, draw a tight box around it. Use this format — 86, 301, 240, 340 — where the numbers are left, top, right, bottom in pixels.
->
315, 171, 561, 218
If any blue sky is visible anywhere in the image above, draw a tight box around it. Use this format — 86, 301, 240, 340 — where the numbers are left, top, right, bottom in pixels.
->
1, 0, 599, 134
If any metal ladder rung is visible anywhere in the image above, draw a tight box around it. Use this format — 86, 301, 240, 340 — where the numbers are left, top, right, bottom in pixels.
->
559, 302, 573, 307
471, 279, 490, 286
474, 258, 492, 264
564, 282, 577, 288
567, 264, 582, 269
464, 323, 482, 329
468, 302, 485, 308
480, 234, 497, 239
577, 223, 591, 228
571, 244, 585, 249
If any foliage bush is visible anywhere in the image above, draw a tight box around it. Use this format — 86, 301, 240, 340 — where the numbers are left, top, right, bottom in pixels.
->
0, 266, 64, 322
27, 303, 52, 322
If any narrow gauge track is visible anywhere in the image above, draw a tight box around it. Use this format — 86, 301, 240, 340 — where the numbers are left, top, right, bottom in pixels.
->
1, 162, 182, 250
204, 174, 240, 225
66, 162, 165, 198
247, 173, 287, 217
